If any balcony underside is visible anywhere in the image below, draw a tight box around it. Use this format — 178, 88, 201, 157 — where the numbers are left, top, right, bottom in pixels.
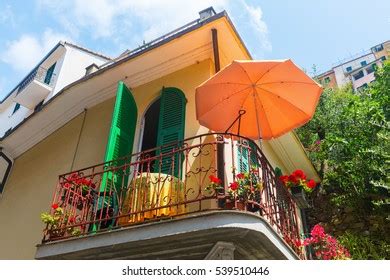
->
14, 80, 51, 109
36, 211, 298, 260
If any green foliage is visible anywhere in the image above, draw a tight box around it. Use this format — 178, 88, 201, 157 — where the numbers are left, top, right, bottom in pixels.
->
298, 63, 390, 212
338, 232, 390, 260
297, 62, 390, 258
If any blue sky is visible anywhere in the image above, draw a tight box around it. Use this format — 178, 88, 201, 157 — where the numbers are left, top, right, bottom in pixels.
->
0, 0, 389, 99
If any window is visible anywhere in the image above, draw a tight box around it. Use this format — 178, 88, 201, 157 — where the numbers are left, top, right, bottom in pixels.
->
372, 44, 384, 52
346, 66, 352, 72
360, 61, 367, 67
381, 56, 386, 62
324, 77, 331, 84
353, 70, 364, 80
44, 63, 56, 85
12, 103, 20, 115
366, 65, 375, 74
357, 83, 368, 91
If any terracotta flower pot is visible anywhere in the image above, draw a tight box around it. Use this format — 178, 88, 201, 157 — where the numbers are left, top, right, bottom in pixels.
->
224, 198, 234, 209
236, 201, 246, 210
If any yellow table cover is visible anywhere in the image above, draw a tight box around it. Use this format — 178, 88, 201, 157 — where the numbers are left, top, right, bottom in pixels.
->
118, 173, 186, 225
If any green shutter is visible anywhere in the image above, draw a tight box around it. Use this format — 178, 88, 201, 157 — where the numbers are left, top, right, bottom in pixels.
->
237, 140, 259, 173
156, 87, 186, 177
101, 81, 137, 192
96, 81, 137, 230
44, 63, 56, 85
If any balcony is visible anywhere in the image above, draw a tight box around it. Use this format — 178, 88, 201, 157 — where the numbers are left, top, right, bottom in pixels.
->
36, 133, 303, 260
14, 66, 55, 109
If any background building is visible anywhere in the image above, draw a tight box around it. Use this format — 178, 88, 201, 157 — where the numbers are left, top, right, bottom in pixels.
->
317, 40, 389, 91
0, 42, 110, 139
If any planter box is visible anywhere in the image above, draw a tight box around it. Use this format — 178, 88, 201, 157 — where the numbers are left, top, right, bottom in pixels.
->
291, 186, 310, 209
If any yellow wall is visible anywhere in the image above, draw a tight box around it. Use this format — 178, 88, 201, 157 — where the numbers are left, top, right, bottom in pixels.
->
0, 98, 114, 259
0, 58, 298, 259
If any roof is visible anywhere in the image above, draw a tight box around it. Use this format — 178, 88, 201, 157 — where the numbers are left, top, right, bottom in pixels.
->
63, 41, 112, 61
1, 10, 251, 141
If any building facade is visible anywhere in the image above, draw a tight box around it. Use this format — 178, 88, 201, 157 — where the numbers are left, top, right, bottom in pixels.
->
0, 8, 319, 260
317, 40, 389, 91
0, 42, 110, 139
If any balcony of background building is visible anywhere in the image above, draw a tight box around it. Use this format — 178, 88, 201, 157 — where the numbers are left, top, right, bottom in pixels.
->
14, 66, 56, 109
36, 133, 303, 260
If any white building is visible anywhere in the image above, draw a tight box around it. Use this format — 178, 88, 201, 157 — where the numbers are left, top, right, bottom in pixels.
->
0, 42, 110, 139
317, 40, 389, 91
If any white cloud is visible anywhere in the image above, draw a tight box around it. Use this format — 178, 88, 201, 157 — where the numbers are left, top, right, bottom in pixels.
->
0, 29, 72, 72
242, 1, 272, 52
35, 0, 271, 56
36, 0, 227, 40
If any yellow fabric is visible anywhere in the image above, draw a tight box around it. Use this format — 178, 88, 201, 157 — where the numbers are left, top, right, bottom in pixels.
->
118, 173, 186, 225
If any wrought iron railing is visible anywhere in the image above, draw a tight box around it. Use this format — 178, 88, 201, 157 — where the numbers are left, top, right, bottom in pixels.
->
41, 133, 302, 257
17, 66, 56, 94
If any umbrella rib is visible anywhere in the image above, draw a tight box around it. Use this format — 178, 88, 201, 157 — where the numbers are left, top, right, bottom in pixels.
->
253, 61, 287, 84
257, 81, 318, 86
236, 62, 255, 84
200, 81, 253, 87
256, 87, 311, 118
198, 85, 252, 118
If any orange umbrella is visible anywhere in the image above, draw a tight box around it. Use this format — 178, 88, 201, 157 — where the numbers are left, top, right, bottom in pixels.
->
195, 59, 322, 139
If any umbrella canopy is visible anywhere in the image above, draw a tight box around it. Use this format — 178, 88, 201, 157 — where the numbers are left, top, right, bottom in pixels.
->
195, 59, 322, 139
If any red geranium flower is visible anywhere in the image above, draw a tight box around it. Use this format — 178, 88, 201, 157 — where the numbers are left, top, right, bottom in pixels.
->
292, 169, 306, 180
288, 174, 298, 184
209, 175, 222, 184
307, 179, 317, 189
51, 203, 59, 210
279, 175, 289, 185
236, 173, 245, 179
229, 181, 239, 191
68, 216, 75, 223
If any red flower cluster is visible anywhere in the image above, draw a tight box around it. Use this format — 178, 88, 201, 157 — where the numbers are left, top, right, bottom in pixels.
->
65, 173, 96, 189
209, 175, 222, 185
236, 173, 245, 179
279, 169, 317, 192
229, 181, 239, 191
303, 224, 351, 260
51, 203, 59, 210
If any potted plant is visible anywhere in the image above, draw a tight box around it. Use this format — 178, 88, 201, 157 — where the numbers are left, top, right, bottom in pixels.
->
40, 203, 83, 239
61, 173, 96, 210
205, 174, 233, 209
228, 167, 263, 212
279, 169, 317, 208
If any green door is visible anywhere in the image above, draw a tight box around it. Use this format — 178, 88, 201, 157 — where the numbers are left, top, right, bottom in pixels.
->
96, 81, 137, 229
156, 87, 186, 177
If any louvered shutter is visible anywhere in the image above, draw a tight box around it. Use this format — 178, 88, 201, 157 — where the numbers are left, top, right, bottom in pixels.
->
156, 87, 186, 177
98, 81, 137, 218
237, 140, 259, 173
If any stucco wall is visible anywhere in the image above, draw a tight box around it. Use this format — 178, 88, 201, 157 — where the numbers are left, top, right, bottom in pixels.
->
0, 98, 114, 259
